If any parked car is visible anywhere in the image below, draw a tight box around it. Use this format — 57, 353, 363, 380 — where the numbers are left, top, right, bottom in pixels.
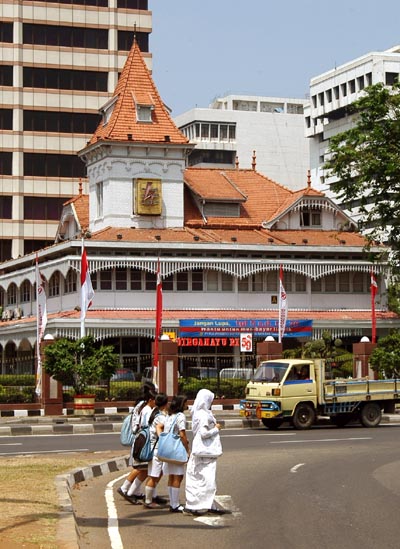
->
111, 368, 136, 382
219, 368, 253, 380
186, 367, 218, 379
142, 366, 153, 384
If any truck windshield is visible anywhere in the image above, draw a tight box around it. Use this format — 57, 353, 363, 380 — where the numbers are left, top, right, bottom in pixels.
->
253, 362, 289, 382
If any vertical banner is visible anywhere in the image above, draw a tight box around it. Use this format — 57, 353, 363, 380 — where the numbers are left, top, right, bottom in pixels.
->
278, 265, 288, 343
153, 259, 163, 389
80, 239, 95, 338
240, 333, 253, 352
370, 271, 378, 344
35, 254, 47, 397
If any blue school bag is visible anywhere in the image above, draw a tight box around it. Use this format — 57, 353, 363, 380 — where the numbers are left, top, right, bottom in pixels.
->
120, 402, 144, 447
132, 408, 159, 462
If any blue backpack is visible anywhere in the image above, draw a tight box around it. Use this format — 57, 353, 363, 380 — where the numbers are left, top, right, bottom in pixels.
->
120, 402, 144, 447
132, 408, 159, 462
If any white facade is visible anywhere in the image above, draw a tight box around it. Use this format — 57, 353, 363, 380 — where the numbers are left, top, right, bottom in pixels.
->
305, 45, 400, 197
82, 143, 188, 231
175, 94, 310, 190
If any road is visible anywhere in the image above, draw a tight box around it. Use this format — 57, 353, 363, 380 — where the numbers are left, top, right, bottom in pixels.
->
0, 431, 123, 456
66, 424, 400, 549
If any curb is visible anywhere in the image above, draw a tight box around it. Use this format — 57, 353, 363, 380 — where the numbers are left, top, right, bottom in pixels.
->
0, 417, 245, 437
55, 455, 130, 548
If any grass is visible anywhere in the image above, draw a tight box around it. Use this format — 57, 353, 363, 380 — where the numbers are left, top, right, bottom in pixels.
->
0, 451, 121, 548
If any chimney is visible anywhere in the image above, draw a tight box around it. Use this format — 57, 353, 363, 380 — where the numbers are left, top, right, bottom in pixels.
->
252, 150, 256, 171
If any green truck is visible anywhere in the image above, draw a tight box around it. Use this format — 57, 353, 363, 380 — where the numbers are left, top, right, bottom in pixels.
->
239, 358, 400, 430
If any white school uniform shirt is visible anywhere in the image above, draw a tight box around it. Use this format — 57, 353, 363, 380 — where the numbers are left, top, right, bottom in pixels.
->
150, 411, 166, 451
163, 411, 186, 435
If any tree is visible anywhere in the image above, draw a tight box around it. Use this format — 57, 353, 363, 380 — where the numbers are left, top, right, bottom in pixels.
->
370, 331, 400, 378
325, 82, 400, 267
301, 330, 353, 378
43, 335, 119, 395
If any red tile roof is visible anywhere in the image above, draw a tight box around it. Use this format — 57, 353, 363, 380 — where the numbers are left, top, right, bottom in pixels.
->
184, 168, 293, 226
3, 308, 395, 327
88, 40, 188, 145
86, 225, 366, 247
64, 193, 89, 232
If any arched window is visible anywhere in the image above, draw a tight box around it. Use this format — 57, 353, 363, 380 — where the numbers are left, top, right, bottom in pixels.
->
65, 269, 77, 294
266, 271, 278, 292
20, 280, 31, 303
352, 272, 366, 293
7, 283, 17, 305
49, 272, 60, 297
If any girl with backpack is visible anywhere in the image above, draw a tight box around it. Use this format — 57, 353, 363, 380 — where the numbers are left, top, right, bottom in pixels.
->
142, 393, 169, 509
162, 394, 190, 513
117, 382, 157, 502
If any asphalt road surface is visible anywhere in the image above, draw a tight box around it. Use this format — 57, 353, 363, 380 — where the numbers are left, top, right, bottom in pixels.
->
71, 424, 400, 549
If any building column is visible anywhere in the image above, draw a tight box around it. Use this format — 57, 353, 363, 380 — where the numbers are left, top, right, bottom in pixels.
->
39, 338, 63, 415
152, 339, 179, 397
353, 339, 377, 379
256, 339, 283, 365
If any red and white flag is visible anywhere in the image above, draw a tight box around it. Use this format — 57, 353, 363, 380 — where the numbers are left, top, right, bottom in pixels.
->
80, 244, 94, 324
35, 254, 47, 396
278, 265, 288, 343
153, 259, 163, 386
370, 271, 378, 343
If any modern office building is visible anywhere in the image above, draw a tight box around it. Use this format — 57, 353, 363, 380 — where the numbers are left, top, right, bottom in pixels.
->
0, 0, 152, 261
175, 94, 310, 191
305, 45, 400, 196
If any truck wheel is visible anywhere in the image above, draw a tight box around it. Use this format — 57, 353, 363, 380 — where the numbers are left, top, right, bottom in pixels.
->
360, 402, 382, 427
292, 404, 315, 430
262, 418, 283, 430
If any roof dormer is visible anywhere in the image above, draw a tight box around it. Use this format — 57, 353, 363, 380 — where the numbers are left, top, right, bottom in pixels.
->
132, 92, 154, 123
100, 95, 118, 126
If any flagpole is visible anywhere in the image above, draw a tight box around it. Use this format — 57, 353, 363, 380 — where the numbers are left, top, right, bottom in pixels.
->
35, 253, 41, 397
80, 237, 85, 338
278, 265, 287, 343
153, 258, 162, 390
80, 236, 95, 340
35, 253, 47, 397
371, 271, 377, 344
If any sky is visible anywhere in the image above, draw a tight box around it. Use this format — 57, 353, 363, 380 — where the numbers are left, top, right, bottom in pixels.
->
149, 0, 400, 116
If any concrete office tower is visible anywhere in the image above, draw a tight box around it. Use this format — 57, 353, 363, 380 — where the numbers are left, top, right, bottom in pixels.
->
305, 45, 400, 198
175, 94, 310, 191
0, 0, 152, 261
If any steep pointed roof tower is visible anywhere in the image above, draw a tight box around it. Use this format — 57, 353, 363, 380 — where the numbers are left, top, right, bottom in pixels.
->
88, 39, 188, 146
79, 40, 193, 233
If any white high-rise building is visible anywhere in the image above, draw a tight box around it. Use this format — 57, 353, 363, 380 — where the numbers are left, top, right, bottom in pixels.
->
305, 45, 400, 196
175, 94, 310, 190
0, 0, 152, 261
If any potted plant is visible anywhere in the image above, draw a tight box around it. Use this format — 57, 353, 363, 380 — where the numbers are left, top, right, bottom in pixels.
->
43, 335, 119, 415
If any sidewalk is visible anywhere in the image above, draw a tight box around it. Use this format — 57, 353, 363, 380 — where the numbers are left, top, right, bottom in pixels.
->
0, 407, 243, 436
1, 407, 399, 437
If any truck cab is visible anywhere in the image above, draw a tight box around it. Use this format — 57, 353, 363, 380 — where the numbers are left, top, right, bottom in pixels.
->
240, 359, 319, 429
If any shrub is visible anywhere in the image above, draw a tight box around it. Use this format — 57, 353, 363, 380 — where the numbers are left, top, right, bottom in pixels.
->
0, 375, 35, 387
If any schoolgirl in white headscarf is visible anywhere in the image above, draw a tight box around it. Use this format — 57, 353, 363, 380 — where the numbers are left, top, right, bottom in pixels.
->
184, 388, 224, 516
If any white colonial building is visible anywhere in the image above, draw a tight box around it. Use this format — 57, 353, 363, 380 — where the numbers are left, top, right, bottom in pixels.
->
0, 40, 398, 376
